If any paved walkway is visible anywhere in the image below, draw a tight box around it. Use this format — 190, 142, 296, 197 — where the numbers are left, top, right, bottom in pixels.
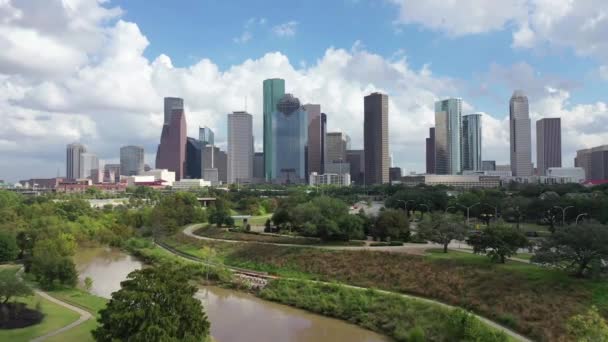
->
178, 225, 533, 342
30, 290, 92, 342
14, 268, 93, 342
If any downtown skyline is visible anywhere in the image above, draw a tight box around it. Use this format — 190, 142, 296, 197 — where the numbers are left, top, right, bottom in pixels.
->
1, 0, 608, 182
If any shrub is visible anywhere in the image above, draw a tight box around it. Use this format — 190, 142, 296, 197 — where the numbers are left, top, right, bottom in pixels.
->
0, 232, 18, 262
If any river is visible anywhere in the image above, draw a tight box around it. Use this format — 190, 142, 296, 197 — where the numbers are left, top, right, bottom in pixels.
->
74, 247, 390, 342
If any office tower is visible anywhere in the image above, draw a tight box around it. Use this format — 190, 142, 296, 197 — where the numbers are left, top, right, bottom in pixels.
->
199, 126, 215, 146
389, 167, 402, 183
482, 160, 496, 171
120, 145, 144, 176
156, 104, 187, 180
66, 143, 87, 180
227, 111, 254, 184
463, 114, 482, 171
80, 152, 98, 179
321, 113, 327, 173
425, 127, 435, 174
434, 98, 462, 175
304, 104, 323, 176
164, 97, 184, 125
202, 145, 228, 184
272, 94, 308, 184
185, 138, 204, 179
510, 90, 533, 177
263, 78, 286, 180
536, 118, 562, 176
253, 152, 264, 181
575, 145, 608, 180
104, 164, 121, 183
346, 149, 365, 185
364, 92, 389, 184
326, 132, 351, 163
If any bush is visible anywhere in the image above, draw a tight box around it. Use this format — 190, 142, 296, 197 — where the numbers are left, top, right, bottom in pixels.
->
0, 232, 18, 262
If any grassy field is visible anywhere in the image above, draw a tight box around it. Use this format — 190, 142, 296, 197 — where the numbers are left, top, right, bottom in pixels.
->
233, 213, 273, 226
0, 293, 80, 342
163, 233, 607, 341
194, 225, 365, 246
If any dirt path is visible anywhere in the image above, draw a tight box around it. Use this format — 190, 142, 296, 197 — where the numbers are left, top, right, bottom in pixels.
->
174, 225, 533, 342
30, 290, 92, 342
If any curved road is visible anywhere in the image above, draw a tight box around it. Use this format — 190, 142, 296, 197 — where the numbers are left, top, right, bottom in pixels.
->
176, 225, 533, 342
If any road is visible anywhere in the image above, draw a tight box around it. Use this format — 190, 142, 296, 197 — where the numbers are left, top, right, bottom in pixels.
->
176, 225, 533, 342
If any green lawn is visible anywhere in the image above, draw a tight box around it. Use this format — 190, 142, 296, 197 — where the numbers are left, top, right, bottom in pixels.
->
0, 293, 80, 342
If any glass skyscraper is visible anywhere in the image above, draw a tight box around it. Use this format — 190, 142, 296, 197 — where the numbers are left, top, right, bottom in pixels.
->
434, 98, 462, 175
263, 78, 285, 181
462, 114, 482, 171
510, 90, 532, 177
120, 145, 145, 176
272, 94, 308, 184
199, 126, 214, 146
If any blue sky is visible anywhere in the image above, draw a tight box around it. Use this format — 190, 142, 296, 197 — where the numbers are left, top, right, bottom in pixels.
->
0, 0, 607, 182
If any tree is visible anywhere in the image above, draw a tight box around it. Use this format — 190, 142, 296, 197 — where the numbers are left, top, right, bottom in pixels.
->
467, 224, 528, 263
93, 265, 210, 342
567, 306, 608, 342
373, 209, 410, 241
84, 277, 93, 293
418, 213, 466, 253
0, 232, 18, 262
533, 224, 608, 277
30, 236, 78, 289
0, 269, 33, 304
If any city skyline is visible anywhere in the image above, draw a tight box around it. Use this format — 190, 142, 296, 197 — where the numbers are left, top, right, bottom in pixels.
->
2, 1, 608, 182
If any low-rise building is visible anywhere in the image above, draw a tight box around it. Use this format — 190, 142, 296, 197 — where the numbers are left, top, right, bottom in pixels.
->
172, 179, 211, 190
400, 174, 500, 189
142, 169, 175, 186
546, 167, 585, 183
309, 172, 351, 186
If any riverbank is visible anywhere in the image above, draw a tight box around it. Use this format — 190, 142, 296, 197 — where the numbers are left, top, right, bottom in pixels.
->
162, 230, 608, 341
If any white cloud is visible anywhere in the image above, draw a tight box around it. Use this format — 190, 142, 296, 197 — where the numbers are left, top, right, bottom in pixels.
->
233, 31, 252, 44
272, 21, 298, 37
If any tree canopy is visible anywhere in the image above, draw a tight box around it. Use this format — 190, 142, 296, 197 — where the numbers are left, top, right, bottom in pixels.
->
467, 224, 528, 263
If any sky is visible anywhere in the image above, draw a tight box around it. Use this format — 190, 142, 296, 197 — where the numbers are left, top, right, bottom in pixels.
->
1, 0, 608, 182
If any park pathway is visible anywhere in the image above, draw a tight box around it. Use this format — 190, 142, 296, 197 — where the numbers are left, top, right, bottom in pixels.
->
30, 290, 92, 342
171, 225, 534, 342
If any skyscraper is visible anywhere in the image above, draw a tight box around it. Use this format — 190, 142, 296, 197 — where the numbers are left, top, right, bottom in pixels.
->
227, 111, 254, 184
434, 98, 462, 175
80, 152, 99, 180
253, 152, 265, 181
536, 118, 562, 176
321, 113, 327, 173
199, 126, 214, 146
272, 94, 308, 184
463, 114, 482, 171
346, 149, 364, 185
326, 132, 351, 163
510, 90, 533, 177
66, 143, 86, 180
120, 145, 144, 176
164, 97, 184, 125
425, 127, 435, 174
364, 92, 389, 184
156, 99, 187, 180
304, 104, 323, 177
263, 78, 286, 181
575, 145, 608, 180
185, 138, 204, 179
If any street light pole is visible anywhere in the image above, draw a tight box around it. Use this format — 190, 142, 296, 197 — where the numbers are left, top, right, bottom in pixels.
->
445, 206, 456, 214
554, 206, 574, 226
576, 213, 588, 225
397, 199, 415, 218
457, 202, 481, 225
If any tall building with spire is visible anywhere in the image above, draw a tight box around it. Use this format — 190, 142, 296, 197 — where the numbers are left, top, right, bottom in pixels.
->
156, 97, 187, 180
263, 78, 285, 181
509, 90, 533, 177
364, 92, 389, 184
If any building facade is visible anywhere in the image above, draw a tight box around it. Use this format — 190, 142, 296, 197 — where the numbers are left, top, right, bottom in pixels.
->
66, 143, 87, 180
326, 132, 351, 164
202, 145, 228, 184
272, 94, 308, 184
482, 160, 496, 171
389, 167, 402, 183
364, 92, 389, 184
199, 126, 214, 146
120, 145, 144, 176
346, 149, 364, 185
425, 127, 435, 174
227, 111, 254, 184
536, 118, 562, 176
163, 97, 184, 125
156, 102, 187, 180
509, 90, 533, 177
253, 152, 265, 182
263, 78, 286, 181
463, 113, 482, 171
401, 174, 500, 189
185, 138, 204, 179
79, 153, 99, 180
304, 104, 324, 177
309, 172, 351, 186
434, 98, 462, 175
